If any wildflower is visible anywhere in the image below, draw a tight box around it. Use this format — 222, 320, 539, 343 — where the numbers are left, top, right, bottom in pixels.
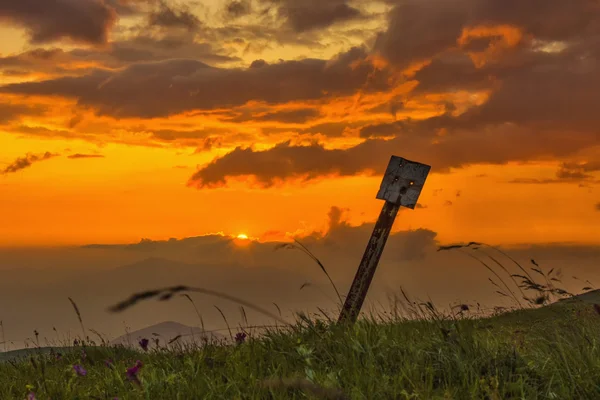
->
139, 338, 149, 351
126, 360, 143, 385
26, 391, 36, 400
73, 339, 79, 346
235, 332, 247, 345
55, 352, 62, 361
73, 364, 87, 376
104, 359, 114, 369
81, 349, 87, 361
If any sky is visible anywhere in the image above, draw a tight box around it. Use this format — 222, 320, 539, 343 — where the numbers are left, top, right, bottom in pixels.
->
0, 0, 599, 348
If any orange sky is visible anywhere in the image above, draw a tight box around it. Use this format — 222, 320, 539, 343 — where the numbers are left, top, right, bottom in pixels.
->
0, 0, 599, 248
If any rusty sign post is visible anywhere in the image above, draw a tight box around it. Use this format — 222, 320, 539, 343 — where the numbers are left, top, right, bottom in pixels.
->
337, 156, 431, 324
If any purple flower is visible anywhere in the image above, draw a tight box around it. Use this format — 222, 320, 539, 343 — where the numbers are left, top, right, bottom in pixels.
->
235, 332, 247, 345
138, 338, 149, 351
81, 349, 87, 361
104, 359, 114, 369
73, 364, 87, 376
55, 352, 62, 361
126, 360, 143, 385
26, 392, 36, 400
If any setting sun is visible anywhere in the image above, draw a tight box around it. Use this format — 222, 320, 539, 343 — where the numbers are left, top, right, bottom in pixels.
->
236, 233, 249, 240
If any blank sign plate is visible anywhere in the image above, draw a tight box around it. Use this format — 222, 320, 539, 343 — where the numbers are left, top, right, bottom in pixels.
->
376, 156, 431, 208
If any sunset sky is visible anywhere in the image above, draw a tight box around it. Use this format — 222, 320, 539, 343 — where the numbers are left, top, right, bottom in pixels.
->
0, 0, 600, 348
0, 0, 599, 248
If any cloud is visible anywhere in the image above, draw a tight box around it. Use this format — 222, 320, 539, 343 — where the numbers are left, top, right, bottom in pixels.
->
0, 35, 239, 82
558, 161, 600, 180
187, 141, 365, 188
224, 0, 252, 18
0, 102, 46, 124
2, 213, 599, 350
1, 152, 58, 174
181, 13, 600, 188
225, 107, 322, 124
67, 153, 105, 159
262, 0, 364, 32
0, 0, 118, 45
509, 161, 600, 185
595, 203, 600, 211
1, 47, 388, 118
374, 0, 599, 68
147, 1, 201, 31
187, 118, 599, 188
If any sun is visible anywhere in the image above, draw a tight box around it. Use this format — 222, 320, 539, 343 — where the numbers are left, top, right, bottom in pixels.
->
236, 233, 249, 240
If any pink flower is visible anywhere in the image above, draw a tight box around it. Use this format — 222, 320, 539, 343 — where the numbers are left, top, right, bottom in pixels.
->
73, 364, 87, 376
126, 360, 143, 385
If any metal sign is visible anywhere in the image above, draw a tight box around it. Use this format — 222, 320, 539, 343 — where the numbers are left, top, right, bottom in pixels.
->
338, 156, 431, 324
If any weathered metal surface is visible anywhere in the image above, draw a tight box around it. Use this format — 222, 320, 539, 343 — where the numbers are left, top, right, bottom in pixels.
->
376, 156, 431, 208
338, 155, 431, 324
338, 201, 400, 324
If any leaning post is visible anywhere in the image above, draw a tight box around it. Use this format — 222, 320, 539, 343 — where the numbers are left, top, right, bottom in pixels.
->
337, 155, 431, 324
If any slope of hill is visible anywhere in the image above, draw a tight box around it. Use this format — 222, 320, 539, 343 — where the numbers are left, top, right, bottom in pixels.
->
109, 321, 225, 348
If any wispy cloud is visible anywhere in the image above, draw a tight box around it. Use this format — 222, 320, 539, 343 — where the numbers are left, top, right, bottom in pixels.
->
1, 152, 58, 174
67, 153, 104, 159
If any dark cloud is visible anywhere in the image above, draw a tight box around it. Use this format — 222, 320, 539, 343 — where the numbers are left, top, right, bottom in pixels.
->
0, 37, 238, 82
0, 102, 46, 124
409, 51, 499, 94
105, 0, 148, 16
67, 153, 105, 159
0, 0, 117, 45
1, 152, 58, 174
187, 141, 363, 188
88, 35, 238, 65
148, 2, 201, 31
510, 161, 600, 185
196, 137, 224, 153
264, 0, 364, 32
374, 0, 599, 67
596, 203, 600, 211
557, 161, 600, 180
186, 117, 599, 188
0, 48, 64, 67
225, 0, 252, 18
1, 47, 389, 118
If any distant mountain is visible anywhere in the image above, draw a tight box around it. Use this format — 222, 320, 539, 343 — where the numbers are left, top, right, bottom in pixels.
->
110, 321, 225, 348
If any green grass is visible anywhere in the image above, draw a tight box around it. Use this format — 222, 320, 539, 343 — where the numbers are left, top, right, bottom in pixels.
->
2, 241, 600, 399
2, 300, 600, 399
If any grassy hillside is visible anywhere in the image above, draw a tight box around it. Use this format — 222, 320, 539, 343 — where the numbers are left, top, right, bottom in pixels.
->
1, 242, 598, 399
1, 295, 600, 400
